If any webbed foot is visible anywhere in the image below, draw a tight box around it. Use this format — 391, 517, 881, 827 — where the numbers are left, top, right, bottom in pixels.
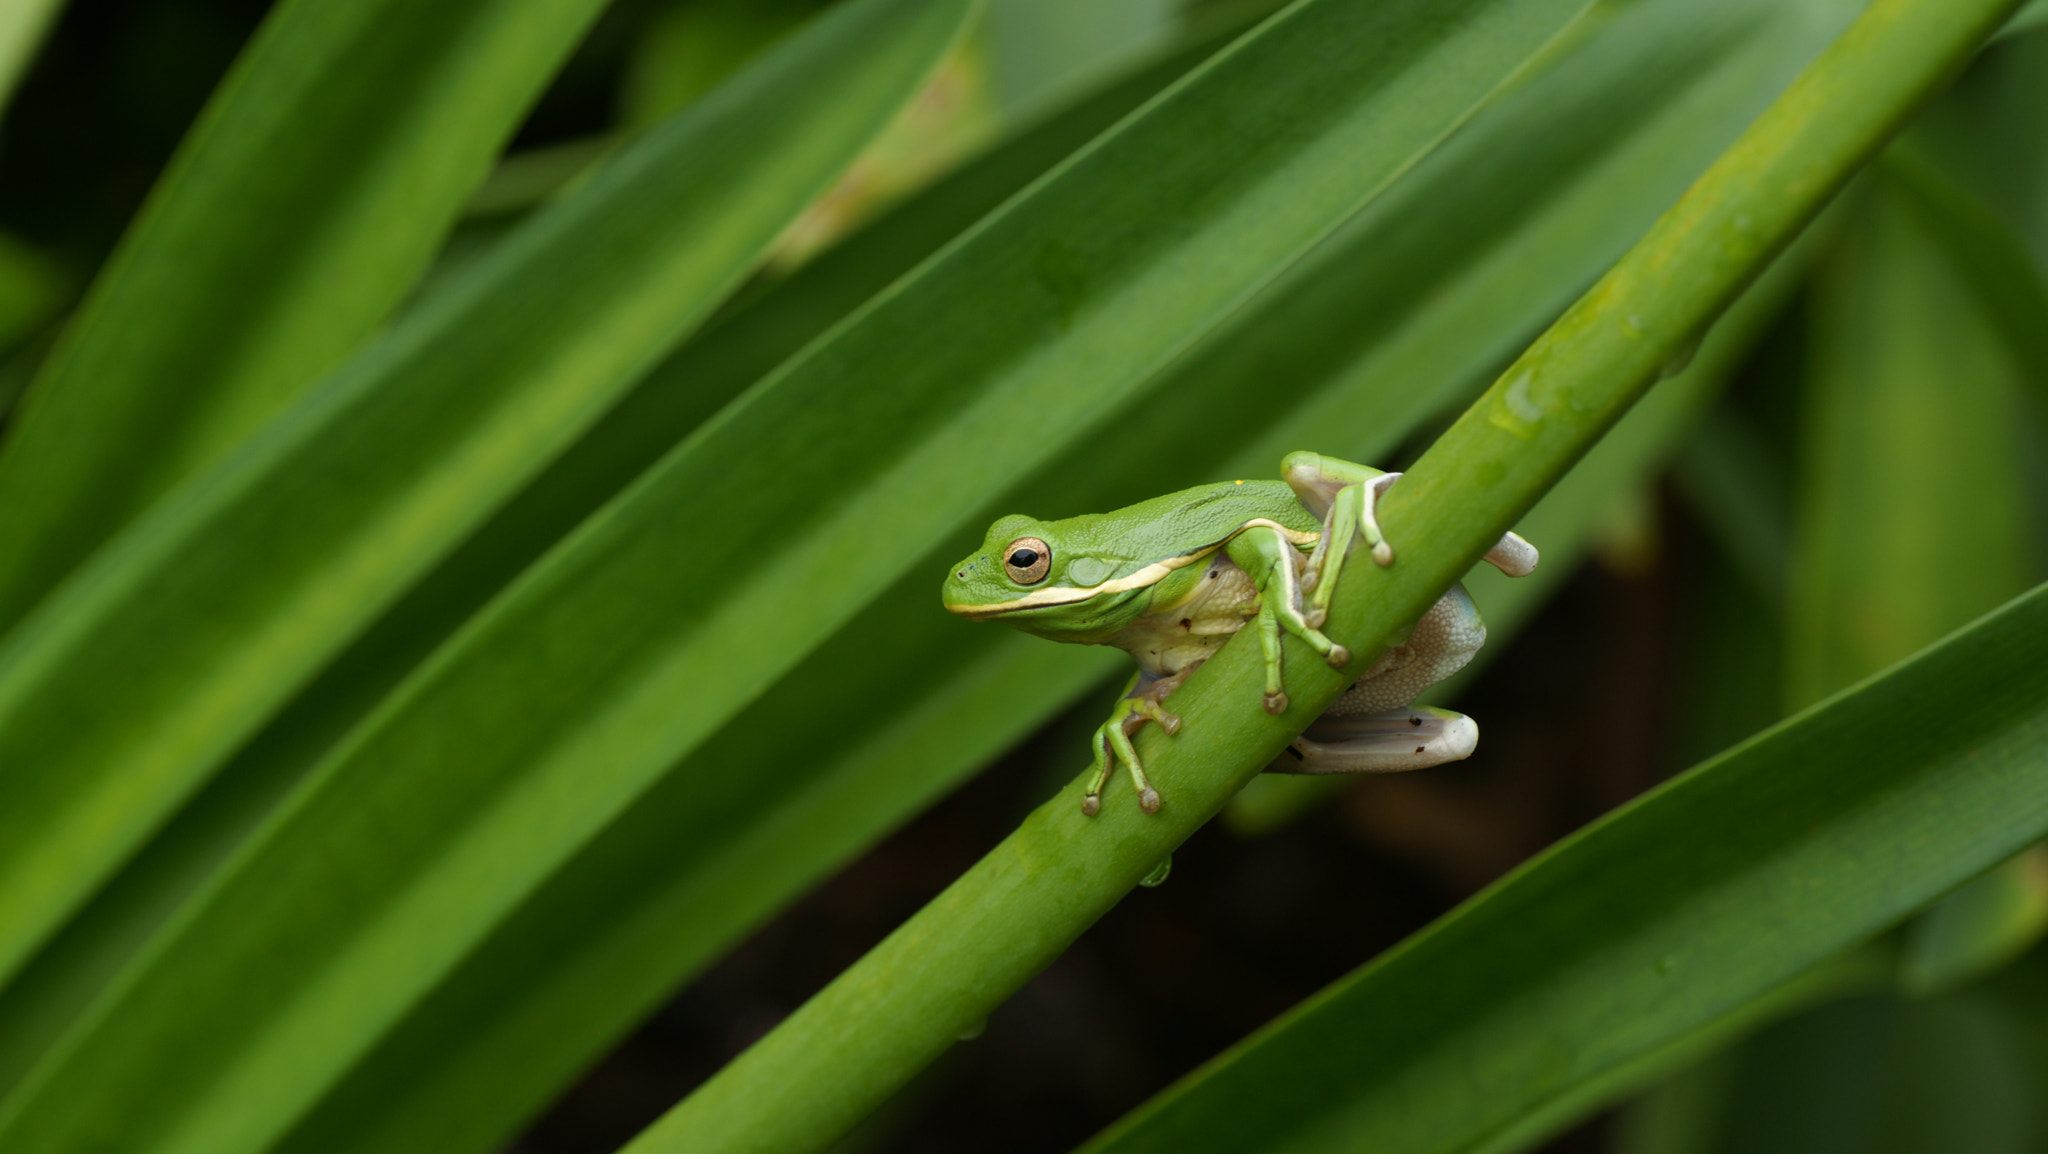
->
1268, 706, 1479, 774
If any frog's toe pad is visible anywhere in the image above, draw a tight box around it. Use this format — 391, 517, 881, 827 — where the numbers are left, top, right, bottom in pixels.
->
1263, 691, 1289, 715
1082, 794, 1102, 817
1139, 787, 1161, 814
1270, 706, 1477, 774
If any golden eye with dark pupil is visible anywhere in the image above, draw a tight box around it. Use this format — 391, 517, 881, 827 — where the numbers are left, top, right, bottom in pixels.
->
1003, 536, 1051, 584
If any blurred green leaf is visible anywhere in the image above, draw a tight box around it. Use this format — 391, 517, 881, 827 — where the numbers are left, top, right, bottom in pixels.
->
0, 0, 61, 110
1789, 173, 2036, 707
1487, 945, 1897, 1154
1879, 144, 2048, 420
1094, 577, 2048, 1154
1671, 405, 1796, 608
982, 0, 1176, 116
0, 0, 1600, 1151
1902, 847, 2048, 996
0, 0, 613, 632
1659, 993, 2041, 1154
0, 234, 65, 354
0, 0, 969, 1053
621, 0, 811, 130
0, 14, 1267, 1125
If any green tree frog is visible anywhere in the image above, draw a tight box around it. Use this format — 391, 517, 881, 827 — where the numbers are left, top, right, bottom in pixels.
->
941, 452, 1536, 816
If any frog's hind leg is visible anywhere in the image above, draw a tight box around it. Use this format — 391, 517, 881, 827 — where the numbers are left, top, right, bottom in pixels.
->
1270, 706, 1479, 774
1282, 455, 1397, 613
1269, 583, 1488, 775
1282, 450, 1540, 624
1224, 523, 1351, 715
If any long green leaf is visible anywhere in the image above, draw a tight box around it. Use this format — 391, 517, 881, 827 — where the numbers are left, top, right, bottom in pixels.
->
1668, 160, 2048, 1152
0, 0, 610, 632
0, 9, 1239, 1113
636, 0, 2022, 1149
0, 0, 969, 1015
1089, 575, 2048, 1153
0, 0, 1594, 1150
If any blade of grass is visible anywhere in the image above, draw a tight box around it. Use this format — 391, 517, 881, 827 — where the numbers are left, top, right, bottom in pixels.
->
0, 0, 1596, 1150
0, 0, 972, 1006
0, 0, 611, 632
235, 0, 1263, 811
1478, 945, 1898, 1154
0, 12, 1270, 1107
1088, 587, 2048, 1154
629, 0, 2024, 1149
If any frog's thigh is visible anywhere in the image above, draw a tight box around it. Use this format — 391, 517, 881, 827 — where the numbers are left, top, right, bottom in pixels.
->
1326, 583, 1486, 717
1280, 451, 1385, 520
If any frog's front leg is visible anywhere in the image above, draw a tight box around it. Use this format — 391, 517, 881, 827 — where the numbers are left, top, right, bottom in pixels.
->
1082, 671, 1186, 815
1223, 522, 1351, 715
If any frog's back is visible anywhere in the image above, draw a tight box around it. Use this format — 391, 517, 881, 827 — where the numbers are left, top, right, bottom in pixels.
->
1051, 479, 1317, 562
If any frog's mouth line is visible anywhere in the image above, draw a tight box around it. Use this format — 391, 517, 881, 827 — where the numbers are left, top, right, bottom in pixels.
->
950, 519, 1317, 618
947, 556, 1194, 619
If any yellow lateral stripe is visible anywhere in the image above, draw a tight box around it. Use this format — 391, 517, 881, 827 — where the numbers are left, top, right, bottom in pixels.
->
952, 519, 1318, 617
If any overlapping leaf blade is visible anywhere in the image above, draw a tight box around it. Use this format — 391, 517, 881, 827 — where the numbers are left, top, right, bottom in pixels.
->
1083, 576, 2048, 1154
0, 0, 610, 631
0, 0, 1600, 1150
0, 17, 1239, 1104
234, 4, 1882, 1150
0, 0, 976, 1122
628, 0, 2027, 1147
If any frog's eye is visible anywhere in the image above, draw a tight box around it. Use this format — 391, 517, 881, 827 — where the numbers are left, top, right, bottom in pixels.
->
1003, 537, 1051, 585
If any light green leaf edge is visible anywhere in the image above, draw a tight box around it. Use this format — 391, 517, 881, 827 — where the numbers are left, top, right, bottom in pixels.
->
0, 0, 62, 111
0, 0, 611, 631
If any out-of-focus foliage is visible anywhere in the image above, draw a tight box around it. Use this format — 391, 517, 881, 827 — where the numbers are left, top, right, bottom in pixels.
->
0, 1, 2041, 1153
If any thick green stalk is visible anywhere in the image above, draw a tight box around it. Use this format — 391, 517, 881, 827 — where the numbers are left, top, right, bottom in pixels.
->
628, 0, 2020, 1150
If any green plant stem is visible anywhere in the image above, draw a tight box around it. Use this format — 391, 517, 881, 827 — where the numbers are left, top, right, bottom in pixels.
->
628, 0, 2020, 1150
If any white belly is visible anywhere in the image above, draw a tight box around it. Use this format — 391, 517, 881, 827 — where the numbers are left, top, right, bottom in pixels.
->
1111, 558, 1261, 678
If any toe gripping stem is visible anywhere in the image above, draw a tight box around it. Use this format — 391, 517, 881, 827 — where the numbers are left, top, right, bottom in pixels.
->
1082, 694, 1180, 815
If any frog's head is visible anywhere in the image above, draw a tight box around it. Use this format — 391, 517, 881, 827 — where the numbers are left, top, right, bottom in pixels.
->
942, 513, 1159, 643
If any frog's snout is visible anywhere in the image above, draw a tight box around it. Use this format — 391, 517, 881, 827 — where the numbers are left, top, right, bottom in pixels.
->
941, 553, 988, 616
